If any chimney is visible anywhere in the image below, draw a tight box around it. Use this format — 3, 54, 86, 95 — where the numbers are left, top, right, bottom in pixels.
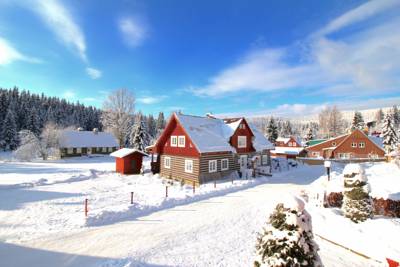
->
93, 128, 99, 135
206, 112, 216, 119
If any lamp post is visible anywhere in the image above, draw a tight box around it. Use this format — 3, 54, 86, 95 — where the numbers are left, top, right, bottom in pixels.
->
324, 160, 331, 181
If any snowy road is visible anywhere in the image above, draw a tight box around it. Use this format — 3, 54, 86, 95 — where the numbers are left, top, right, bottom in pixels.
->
1, 169, 377, 267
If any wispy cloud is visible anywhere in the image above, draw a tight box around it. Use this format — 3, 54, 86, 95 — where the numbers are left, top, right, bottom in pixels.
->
86, 67, 102, 79
137, 96, 166, 105
62, 90, 75, 99
28, 0, 87, 61
118, 17, 147, 47
0, 37, 41, 65
193, 0, 400, 98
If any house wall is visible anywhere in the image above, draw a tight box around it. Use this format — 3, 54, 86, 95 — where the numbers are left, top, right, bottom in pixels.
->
198, 152, 237, 183
160, 155, 200, 184
306, 135, 348, 158
332, 130, 385, 159
229, 120, 255, 154
276, 137, 301, 147
60, 146, 117, 158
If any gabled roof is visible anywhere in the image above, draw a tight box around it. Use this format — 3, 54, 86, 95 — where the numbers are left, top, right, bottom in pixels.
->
332, 129, 385, 153
59, 130, 119, 148
110, 148, 148, 158
276, 137, 291, 143
175, 113, 235, 153
306, 133, 349, 150
248, 123, 275, 151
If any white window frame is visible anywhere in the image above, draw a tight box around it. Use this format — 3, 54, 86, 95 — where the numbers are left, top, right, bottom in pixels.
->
239, 124, 245, 129
67, 148, 73, 154
221, 159, 229, 171
164, 157, 171, 169
77, 148, 82, 154
184, 159, 193, 173
288, 142, 293, 147
178, 136, 186, 147
262, 155, 268, 165
359, 142, 365, 148
238, 136, 247, 148
209, 160, 217, 173
351, 142, 357, 148
171, 136, 178, 147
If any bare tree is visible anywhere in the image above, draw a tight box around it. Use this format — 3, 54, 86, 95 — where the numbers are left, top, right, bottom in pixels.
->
318, 106, 344, 138
101, 89, 135, 146
39, 122, 61, 160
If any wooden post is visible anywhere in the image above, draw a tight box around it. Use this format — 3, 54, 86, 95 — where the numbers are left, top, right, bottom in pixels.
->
193, 181, 195, 194
84, 198, 88, 217
130, 192, 133, 204
165, 186, 168, 198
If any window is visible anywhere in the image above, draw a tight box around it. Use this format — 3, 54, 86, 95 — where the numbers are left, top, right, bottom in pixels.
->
221, 159, 229, 170
332, 142, 336, 146
359, 142, 365, 148
77, 148, 82, 154
178, 136, 186, 147
288, 142, 293, 147
339, 153, 350, 159
312, 152, 320, 157
239, 124, 246, 129
262, 155, 269, 165
67, 148, 73, 154
171, 136, 177, 147
351, 142, 357, 148
238, 136, 247, 148
292, 142, 297, 147
164, 157, 171, 169
185, 159, 193, 173
209, 160, 217, 173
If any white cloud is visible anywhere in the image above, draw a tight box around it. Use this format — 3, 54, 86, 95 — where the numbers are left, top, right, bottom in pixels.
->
27, 0, 87, 61
193, 1, 400, 98
137, 96, 166, 104
86, 67, 102, 79
118, 17, 147, 47
62, 90, 75, 99
0, 37, 41, 65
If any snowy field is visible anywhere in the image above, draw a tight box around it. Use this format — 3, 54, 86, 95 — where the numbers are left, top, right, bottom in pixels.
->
0, 155, 399, 266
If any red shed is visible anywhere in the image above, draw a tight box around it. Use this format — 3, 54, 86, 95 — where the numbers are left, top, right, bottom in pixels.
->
110, 148, 148, 174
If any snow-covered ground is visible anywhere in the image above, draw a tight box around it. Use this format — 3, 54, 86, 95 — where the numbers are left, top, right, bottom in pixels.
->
0, 156, 398, 266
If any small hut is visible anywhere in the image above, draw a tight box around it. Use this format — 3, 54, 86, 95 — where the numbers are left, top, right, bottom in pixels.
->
110, 148, 148, 174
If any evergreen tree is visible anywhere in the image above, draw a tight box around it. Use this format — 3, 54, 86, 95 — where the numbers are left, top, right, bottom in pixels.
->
375, 109, 384, 124
266, 117, 278, 143
1, 108, 19, 150
26, 106, 41, 136
0, 91, 8, 125
342, 164, 373, 223
156, 112, 165, 133
392, 105, 400, 129
282, 120, 293, 137
382, 113, 398, 153
147, 114, 157, 138
351, 111, 365, 131
129, 114, 151, 151
305, 128, 314, 141
254, 197, 319, 267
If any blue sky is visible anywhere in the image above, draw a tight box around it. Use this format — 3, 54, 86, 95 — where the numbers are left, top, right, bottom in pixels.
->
0, 0, 399, 117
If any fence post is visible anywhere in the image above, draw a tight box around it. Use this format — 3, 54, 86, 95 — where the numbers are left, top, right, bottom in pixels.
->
193, 181, 195, 194
130, 192, 133, 204
165, 186, 168, 198
84, 198, 88, 217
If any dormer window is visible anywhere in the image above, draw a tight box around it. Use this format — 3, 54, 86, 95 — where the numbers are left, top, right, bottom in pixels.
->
238, 136, 247, 148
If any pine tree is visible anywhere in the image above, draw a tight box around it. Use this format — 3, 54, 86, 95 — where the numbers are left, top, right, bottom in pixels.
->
351, 111, 365, 131
1, 108, 19, 150
382, 113, 398, 153
305, 128, 314, 141
0, 91, 9, 125
254, 197, 319, 267
156, 112, 165, 133
342, 164, 373, 223
392, 105, 400, 129
282, 120, 293, 137
266, 117, 278, 143
147, 114, 157, 138
26, 106, 41, 136
375, 109, 384, 124
129, 114, 151, 151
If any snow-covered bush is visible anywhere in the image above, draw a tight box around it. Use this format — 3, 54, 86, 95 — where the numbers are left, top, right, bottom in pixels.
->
13, 130, 40, 161
342, 164, 373, 223
254, 196, 320, 267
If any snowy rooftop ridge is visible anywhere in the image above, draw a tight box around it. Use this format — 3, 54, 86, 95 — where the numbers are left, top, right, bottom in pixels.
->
59, 130, 119, 148
175, 113, 273, 153
110, 148, 148, 158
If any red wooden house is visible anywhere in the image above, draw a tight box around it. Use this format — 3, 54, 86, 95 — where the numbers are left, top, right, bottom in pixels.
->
147, 113, 274, 184
110, 148, 148, 174
271, 137, 305, 159
306, 129, 385, 160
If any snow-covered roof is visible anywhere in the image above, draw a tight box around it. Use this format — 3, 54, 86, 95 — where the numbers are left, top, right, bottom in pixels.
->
368, 135, 384, 148
276, 137, 291, 143
110, 148, 148, 158
59, 130, 119, 148
271, 146, 304, 155
175, 114, 235, 153
248, 123, 274, 151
